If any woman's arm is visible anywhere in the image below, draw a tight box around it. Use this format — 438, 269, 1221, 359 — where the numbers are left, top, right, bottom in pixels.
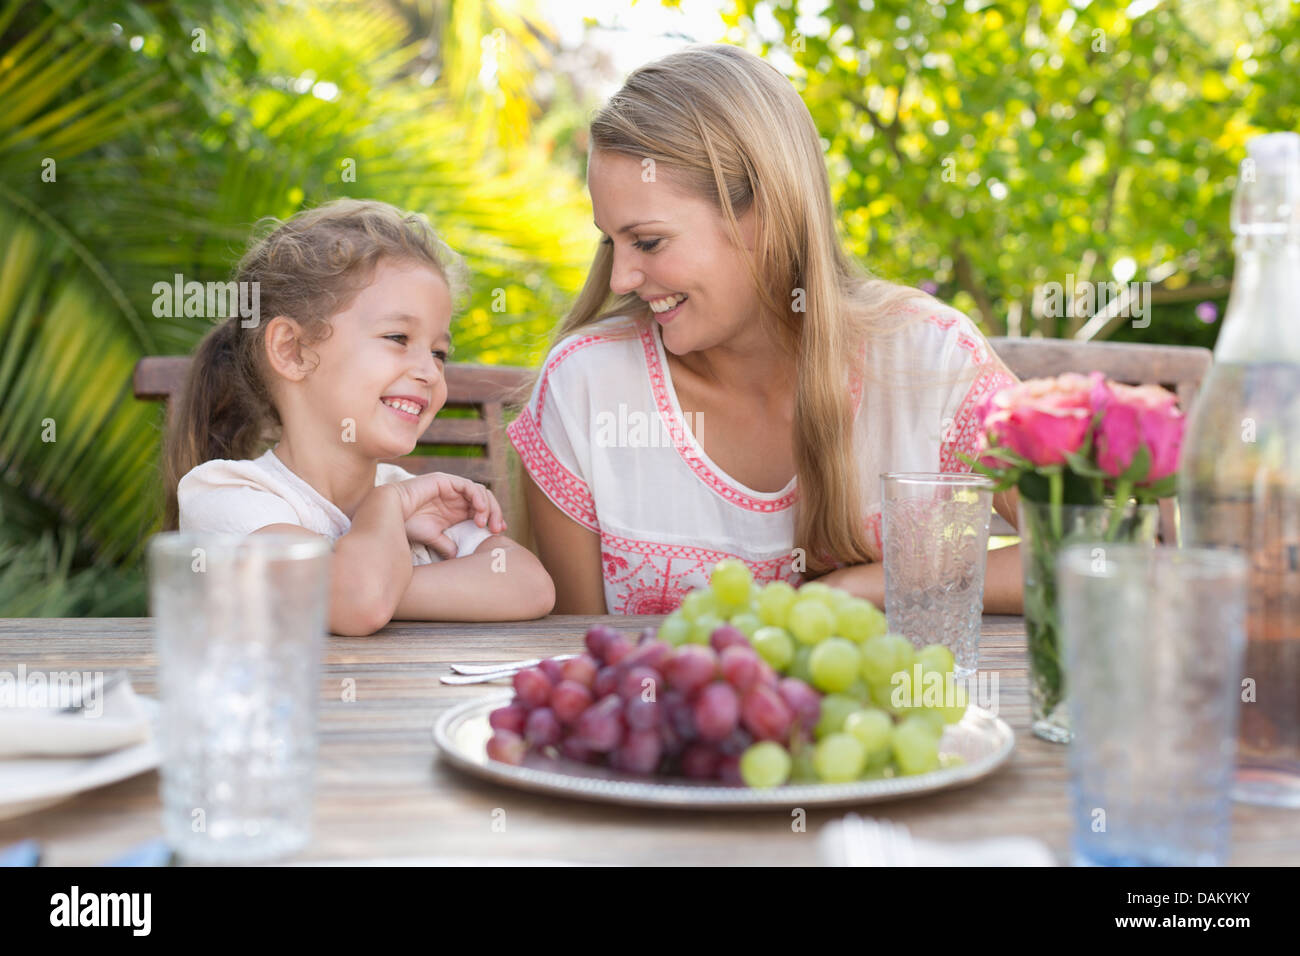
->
521, 471, 607, 614
392, 535, 555, 622
254, 484, 413, 637
814, 487, 1025, 615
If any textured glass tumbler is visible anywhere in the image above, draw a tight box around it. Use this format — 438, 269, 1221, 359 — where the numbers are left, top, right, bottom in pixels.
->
1059, 544, 1247, 867
149, 533, 330, 863
882, 473, 995, 677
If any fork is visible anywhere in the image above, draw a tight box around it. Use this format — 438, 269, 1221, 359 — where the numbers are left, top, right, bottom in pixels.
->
448, 654, 576, 675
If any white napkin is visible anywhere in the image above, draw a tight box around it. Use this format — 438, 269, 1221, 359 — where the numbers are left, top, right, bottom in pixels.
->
0, 671, 151, 758
820, 814, 1058, 866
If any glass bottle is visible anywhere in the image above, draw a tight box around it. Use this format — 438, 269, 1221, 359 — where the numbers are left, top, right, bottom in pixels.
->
1180, 132, 1300, 808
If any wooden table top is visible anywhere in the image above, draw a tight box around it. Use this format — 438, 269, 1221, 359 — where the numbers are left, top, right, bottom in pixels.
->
1, 615, 1296, 866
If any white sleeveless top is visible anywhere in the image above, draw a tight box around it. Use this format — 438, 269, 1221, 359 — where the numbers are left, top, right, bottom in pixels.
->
507, 303, 1015, 614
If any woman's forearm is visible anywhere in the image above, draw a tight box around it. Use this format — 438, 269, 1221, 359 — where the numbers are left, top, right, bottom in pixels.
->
393, 537, 556, 622
810, 544, 1024, 616
980, 544, 1024, 615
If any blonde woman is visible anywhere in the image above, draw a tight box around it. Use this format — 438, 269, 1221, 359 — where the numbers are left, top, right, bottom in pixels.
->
509, 44, 1023, 615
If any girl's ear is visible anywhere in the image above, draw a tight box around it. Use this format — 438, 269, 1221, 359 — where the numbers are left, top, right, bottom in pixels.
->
264, 315, 311, 381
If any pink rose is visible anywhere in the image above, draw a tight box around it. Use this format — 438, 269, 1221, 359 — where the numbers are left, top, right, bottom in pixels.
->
1091, 379, 1185, 483
978, 373, 1098, 468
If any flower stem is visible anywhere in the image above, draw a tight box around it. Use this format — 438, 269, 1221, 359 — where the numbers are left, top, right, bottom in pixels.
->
1105, 479, 1132, 543
1049, 470, 1063, 540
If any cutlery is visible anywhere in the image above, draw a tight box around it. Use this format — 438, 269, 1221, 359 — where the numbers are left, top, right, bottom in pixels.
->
440, 670, 526, 685
449, 654, 576, 675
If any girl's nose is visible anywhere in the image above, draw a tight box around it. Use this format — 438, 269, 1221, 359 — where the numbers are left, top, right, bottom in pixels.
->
412, 350, 440, 383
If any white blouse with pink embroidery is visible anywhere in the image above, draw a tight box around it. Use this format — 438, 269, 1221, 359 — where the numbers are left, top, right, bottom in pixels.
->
507, 303, 1016, 615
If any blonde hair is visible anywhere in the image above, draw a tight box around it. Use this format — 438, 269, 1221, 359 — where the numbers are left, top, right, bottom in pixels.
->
163, 199, 466, 530
550, 44, 941, 570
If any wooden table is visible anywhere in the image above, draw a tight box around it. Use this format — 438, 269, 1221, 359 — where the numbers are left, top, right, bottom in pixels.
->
1, 615, 1296, 866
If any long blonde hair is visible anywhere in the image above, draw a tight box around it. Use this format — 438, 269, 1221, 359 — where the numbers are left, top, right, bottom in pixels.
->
552, 44, 936, 571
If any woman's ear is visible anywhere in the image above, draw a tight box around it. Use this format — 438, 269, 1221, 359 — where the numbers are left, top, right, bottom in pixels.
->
264, 316, 311, 381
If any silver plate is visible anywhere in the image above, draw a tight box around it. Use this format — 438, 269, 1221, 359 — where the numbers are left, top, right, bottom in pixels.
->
433, 693, 1015, 809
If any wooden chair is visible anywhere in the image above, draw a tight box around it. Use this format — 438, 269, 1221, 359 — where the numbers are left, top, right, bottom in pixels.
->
985, 337, 1215, 543
133, 356, 534, 535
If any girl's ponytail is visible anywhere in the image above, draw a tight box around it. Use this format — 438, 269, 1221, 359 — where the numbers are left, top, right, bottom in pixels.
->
162, 317, 274, 531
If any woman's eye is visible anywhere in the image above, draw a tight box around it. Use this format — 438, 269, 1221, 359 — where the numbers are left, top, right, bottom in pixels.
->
600, 236, 662, 252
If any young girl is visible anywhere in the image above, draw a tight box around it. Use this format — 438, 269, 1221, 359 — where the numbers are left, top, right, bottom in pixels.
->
166, 199, 555, 634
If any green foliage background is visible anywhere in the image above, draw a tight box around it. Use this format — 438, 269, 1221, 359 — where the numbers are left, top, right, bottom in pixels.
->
1, 0, 1296, 616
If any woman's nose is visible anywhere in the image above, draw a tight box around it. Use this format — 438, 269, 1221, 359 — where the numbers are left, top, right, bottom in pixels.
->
608, 250, 644, 297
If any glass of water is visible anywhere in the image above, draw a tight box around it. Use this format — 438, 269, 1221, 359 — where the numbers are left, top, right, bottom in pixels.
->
881, 472, 995, 676
1059, 543, 1247, 866
149, 532, 331, 863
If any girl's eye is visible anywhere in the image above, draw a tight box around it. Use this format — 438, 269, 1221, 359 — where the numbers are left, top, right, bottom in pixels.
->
385, 333, 408, 345
432, 350, 448, 363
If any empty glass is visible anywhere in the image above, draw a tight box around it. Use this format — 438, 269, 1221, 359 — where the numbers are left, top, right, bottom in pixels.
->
1059, 544, 1247, 866
881, 472, 995, 676
149, 533, 331, 863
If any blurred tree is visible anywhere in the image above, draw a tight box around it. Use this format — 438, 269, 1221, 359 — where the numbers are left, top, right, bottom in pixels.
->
0, 0, 591, 611
724, 0, 1299, 346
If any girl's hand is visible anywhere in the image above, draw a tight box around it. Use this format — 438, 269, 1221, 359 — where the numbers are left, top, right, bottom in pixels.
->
392, 473, 506, 559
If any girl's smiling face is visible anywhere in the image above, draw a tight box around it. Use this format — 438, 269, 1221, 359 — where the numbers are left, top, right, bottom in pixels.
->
297, 258, 452, 460
587, 149, 761, 355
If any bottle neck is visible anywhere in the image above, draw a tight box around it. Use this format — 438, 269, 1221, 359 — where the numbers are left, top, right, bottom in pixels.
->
1215, 234, 1300, 363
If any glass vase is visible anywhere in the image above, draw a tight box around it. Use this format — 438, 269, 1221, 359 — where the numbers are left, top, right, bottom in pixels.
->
1017, 497, 1160, 743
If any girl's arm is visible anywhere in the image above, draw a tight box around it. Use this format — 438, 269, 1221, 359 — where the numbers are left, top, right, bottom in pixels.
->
521, 471, 607, 614
391, 534, 555, 622
815, 487, 1025, 615
253, 484, 413, 637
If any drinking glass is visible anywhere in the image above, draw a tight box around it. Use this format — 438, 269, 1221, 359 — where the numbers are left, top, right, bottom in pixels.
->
881, 472, 995, 676
1059, 543, 1247, 866
149, 532, 331, 863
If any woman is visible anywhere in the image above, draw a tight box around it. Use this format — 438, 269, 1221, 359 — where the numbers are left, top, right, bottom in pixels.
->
508, 44, 1023, 615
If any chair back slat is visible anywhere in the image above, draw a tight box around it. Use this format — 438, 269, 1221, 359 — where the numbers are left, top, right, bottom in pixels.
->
133, 356, 533, 534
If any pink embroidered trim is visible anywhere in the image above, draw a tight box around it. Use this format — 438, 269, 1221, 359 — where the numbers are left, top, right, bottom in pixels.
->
506, 412, 599, 532
863, 510, 884, 554
534, 334, 605, 422
637, 323, 798, 513
600, 531, 794, 570
600, 530, 801, 615
919, 311, 989, 364
939, 365, 1018, 474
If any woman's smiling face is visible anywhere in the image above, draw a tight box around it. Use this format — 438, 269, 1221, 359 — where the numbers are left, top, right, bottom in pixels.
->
587, 149, 762, 356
